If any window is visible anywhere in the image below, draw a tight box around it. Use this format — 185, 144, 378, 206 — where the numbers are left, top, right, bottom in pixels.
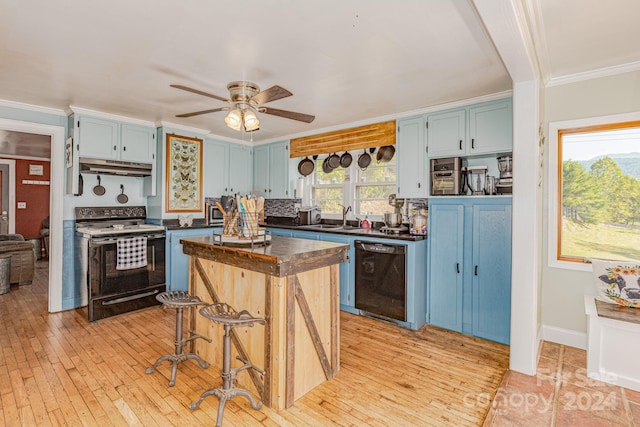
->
556, 120, 640, 264
310, 153, 397, 218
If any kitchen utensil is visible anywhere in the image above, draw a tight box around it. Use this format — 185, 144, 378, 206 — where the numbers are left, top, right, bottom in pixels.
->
383, 212, 403, 228
497, 155, 513, 178
215, 201, 226, 216
485, 175, 497, 195
357, 149, 372, 169
376, 145, 396, 163
322, 156, 333, 173
327, 153, 340, 169
117, 184, 128, 203
93, 175, 105, 196
464, 166, 488, 195
340, 151, 352, 168
297, 156, 314, 176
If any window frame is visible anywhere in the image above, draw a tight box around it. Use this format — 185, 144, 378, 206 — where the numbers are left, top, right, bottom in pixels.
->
548, 112, 640, 272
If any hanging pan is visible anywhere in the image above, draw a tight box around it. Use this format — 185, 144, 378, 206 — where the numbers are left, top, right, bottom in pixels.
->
93, 175, 105, 196
322, 156, 333, 174
376, 145, 396, 163
297, 156, 315, 177
340, 151, 352, 168
117, 184, 128, 204
327, 152, 341, 169
357, 149, 372, 169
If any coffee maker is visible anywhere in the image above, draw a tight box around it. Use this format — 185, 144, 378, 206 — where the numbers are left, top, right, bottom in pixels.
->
496, 155, 513, 194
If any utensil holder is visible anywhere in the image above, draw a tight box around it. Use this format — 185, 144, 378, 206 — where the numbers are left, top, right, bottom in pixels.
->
239, 212, 260, 238
223, 212, 239, 236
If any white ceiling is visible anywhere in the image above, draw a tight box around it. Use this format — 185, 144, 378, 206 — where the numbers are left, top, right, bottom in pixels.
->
1, 0, 639, 158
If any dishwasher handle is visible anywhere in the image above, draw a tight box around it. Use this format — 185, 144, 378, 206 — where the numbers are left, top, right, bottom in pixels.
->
355, 240, 406, 255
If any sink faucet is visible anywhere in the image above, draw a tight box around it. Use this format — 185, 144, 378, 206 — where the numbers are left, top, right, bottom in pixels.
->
340, 205, 352, 227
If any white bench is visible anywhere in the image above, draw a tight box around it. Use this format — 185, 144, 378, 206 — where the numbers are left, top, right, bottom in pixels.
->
585, 295, 640, 391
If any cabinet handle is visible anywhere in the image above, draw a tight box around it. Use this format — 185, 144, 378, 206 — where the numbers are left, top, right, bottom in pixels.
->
456, 263, 460, 273
113, 145, 117, 151
418, 182, 421, 188
459, 140, 462, 150
474, 265, 478, 276
471, 138, 475, 149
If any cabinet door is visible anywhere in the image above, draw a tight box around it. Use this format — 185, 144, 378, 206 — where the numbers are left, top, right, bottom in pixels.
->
471, 203, 512, 344
167, 229, 214, 291
204, 140, 230, 195
469, 99, 512, 155
428, 203, 464, 332
229, 144, 252, 194
269, 142, 290, 198
78, 116, 119, 159
319, 234, 353, 307
426, 109, 466, 158
396, 117, 426, 198
120, 124, 155, 163
253, 145, 270, 197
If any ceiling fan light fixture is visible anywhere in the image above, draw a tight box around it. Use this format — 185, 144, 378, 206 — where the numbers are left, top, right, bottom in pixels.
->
224, 109, 243, 131
243, 110, 260, 132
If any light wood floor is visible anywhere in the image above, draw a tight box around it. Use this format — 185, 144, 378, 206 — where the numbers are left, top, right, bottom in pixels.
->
0, 260, 509, 426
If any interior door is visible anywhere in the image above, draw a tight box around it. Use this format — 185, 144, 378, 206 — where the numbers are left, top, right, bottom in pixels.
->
0, 165, 7, 234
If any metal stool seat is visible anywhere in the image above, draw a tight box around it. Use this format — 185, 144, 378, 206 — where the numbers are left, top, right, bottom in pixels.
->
146, 290, 211, 386
190, 303, 265, 427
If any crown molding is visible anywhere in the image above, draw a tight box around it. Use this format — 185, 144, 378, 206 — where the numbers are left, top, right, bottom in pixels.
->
547, 60, 640, 87
0, 99, 66, 116
68, 106, 155, 127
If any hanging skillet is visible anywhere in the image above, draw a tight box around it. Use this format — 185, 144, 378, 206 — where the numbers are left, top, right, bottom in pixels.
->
376, 145, 396, 163
117, 184, 128, 204
340, 151, 352, 168
327, 152, 341, 169
93, 175, 105, 196
357, 149, 372, 169
297, 156, 315, 177
322, 156, 333, 174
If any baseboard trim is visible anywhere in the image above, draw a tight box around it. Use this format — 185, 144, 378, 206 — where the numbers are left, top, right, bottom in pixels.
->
542, 325, 587, 350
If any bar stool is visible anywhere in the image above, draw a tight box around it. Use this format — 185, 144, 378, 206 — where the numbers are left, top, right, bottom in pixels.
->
190, 303, 265, 427
146, 290, 212, 386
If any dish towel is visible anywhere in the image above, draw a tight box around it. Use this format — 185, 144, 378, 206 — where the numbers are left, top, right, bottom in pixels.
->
116, 236, 147, 270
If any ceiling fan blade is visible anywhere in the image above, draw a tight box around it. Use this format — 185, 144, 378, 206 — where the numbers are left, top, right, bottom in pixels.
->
251, 85, 293, 105
170, 84, 229, 102
261, 107, 315, 123
176, 107, 227, 118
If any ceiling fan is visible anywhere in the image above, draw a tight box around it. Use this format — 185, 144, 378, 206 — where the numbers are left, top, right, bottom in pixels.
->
171, 81, 315, 132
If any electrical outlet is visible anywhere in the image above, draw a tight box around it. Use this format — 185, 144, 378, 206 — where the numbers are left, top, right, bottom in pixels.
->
17, 202, 26, 209
294, 203, 301, 213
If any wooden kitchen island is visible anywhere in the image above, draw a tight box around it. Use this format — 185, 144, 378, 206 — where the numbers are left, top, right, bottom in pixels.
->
181, 235, 349, 410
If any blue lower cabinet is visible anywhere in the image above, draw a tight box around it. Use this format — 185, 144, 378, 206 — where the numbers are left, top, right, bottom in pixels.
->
428, 197, 512, 345
318, 234, 355, 312
166, 228, 218, 291
268, 228, 293, 237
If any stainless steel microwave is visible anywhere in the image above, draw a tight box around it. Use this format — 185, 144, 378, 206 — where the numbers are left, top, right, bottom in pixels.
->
430, 157, 464, 196
206, 203, 224, 225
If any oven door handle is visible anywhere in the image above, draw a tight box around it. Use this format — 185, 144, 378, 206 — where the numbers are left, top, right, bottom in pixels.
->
89, 234, 166, 246
102, 289, 160, 306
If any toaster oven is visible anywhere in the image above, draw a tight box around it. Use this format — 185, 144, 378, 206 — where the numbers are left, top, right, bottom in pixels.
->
206, 203, 224, 225
430, 157, 464, 196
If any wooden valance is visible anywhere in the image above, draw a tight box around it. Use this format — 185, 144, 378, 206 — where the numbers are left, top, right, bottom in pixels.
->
289, 120, 396, 158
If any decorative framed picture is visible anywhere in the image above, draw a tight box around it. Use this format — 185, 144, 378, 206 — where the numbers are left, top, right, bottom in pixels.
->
165, 134, 203, 212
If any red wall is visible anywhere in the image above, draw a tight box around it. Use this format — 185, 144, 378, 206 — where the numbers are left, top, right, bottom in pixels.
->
13, 159, 50, 238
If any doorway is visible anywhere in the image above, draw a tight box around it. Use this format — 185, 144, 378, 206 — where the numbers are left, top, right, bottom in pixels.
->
0, 118, 64, 312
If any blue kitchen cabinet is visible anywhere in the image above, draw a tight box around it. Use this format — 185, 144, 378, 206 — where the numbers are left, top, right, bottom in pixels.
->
426, 98, 512, 159
228, 144, 252, 194
428, 197, 511, 344
204, 139, 230, 195
253, 141, 290, 199
77, 115, 155, 163
267, 228, 293, 238
396, 116, 428, 198
120, 123, 156, 163
318, 233, 355, 310
428, 203, 465, 332
471, 203, 512, 344
292, 229, 320, 240
166, 228, 217, 291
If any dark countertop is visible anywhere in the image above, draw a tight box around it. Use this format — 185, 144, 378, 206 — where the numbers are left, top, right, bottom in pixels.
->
263, 223, 427, 241
181, 235, 349, 277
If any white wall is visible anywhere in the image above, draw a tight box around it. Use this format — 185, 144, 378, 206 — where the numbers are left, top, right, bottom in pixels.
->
542, 70, 640, 343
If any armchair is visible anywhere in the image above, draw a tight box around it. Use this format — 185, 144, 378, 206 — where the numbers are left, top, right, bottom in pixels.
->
0, 234, 35, 285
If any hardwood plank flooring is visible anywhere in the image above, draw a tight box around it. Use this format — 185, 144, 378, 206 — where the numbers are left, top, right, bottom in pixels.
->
0, 260, 509, 426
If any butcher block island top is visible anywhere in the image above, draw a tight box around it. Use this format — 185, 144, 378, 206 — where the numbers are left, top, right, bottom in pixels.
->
181, 236, 349, 410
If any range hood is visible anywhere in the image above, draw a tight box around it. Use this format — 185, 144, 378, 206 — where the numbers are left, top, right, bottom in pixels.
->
79, 157, 153, 177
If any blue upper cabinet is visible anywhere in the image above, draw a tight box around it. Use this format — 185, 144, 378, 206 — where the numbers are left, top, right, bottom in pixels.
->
396, 116, 427, 198
166, 228, 217, 291
471, 203, 512, 344
468, 99, 513, 156
228, 144, 252, 194
204, 139, 230, 196
77, 115, 155, 163
426, 109, 466, 158
428, 203, 465, 332
426, 98, 512, 159
253, 141, 290, 199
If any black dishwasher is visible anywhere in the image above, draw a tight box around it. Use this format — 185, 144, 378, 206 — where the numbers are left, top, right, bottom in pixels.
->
354, 240, 407, 322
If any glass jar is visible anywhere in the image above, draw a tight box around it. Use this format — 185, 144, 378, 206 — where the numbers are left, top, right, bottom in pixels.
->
410, 208, 427, 236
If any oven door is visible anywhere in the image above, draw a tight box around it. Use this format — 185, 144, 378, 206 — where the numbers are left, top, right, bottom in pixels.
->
87, 232, 166, 321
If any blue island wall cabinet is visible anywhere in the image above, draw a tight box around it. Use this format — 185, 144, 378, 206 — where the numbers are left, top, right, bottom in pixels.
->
166, 228, 219, 291
428, 197, 512, 345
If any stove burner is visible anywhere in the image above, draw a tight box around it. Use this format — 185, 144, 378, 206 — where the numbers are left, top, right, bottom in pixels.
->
380, 225, 409, 234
